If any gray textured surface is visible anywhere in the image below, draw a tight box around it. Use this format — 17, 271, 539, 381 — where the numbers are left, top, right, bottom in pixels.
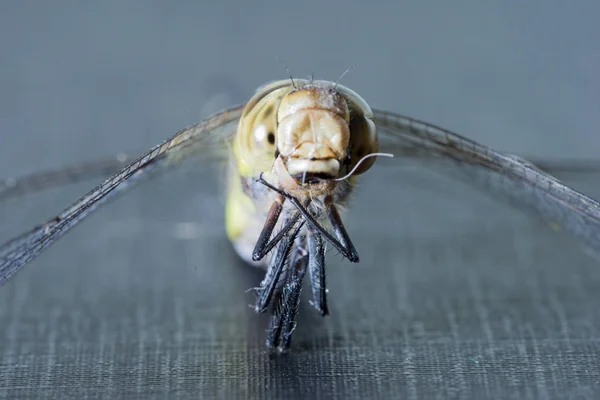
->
1, 1, 600, 399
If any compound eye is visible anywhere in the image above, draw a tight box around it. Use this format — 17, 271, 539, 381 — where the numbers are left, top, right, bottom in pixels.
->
236, 88, 287, 172
346, 114, 379, 176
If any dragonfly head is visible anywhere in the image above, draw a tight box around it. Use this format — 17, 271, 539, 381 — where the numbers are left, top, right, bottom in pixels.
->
236, 79, 379, 187
276, 85, 350, 181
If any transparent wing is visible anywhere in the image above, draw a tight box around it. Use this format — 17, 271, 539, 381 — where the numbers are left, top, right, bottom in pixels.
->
373, 109, 600, 258
0, 153, 136, 202
0, 105, 244, 286
3, 145, 599, 203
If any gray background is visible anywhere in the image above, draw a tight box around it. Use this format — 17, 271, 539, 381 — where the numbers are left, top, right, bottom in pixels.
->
1, 1, 600, 399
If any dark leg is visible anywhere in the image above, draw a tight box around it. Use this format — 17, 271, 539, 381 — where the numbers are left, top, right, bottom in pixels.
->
325, 200, 359, 262
252, 194, 284, 261
307, 227, 328, 316
253, 198, 310, 262
265, 276, 287, 349
256, 175, 359, 262
278, 252, 308, 352
254, 219, 305, 313
266, 245, 309, 352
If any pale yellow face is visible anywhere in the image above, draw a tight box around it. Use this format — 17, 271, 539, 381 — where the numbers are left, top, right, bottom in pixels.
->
235, 79, 379, 184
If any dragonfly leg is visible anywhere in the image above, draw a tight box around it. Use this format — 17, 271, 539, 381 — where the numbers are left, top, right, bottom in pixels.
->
265, 274, 287, 349
253, 200, 308, 261
266, 244, 309, 352
252, 194, 285, 261
307, 227, 328, 316
254, 219, 305, 313
325, 199, 359, 262
255, 211, 302, 261
257, 174, 359, 262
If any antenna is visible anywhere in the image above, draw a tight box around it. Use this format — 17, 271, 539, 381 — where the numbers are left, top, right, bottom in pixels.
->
334, 62, 360, 90
275, 56, 296, 88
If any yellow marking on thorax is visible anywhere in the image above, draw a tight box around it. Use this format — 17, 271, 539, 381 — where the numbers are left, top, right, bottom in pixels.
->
225, 165, 256, 241
232, 134, 256, 178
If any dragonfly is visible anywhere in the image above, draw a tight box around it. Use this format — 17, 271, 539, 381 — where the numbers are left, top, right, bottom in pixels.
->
2, 78, 600, 352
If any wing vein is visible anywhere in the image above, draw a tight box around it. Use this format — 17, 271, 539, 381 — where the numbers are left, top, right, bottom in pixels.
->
373, 109, 600, 257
